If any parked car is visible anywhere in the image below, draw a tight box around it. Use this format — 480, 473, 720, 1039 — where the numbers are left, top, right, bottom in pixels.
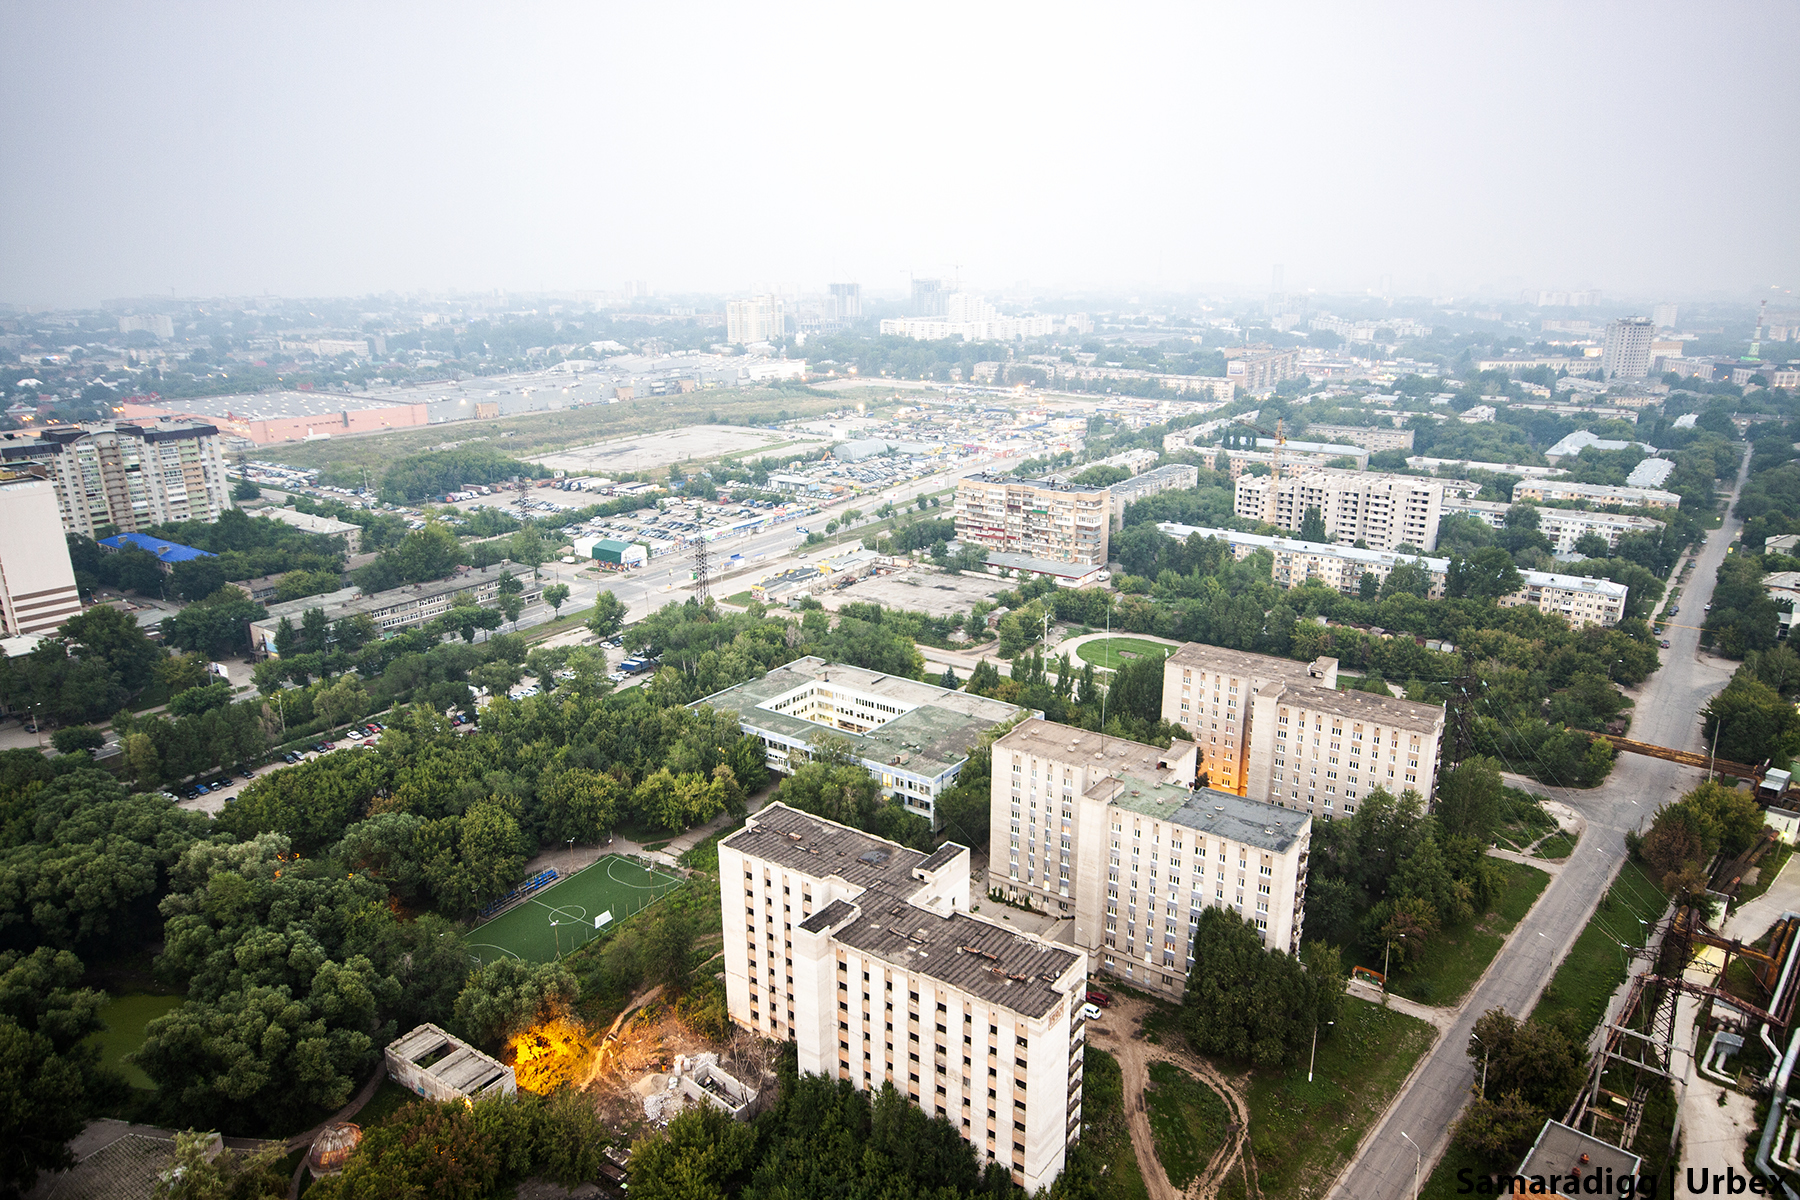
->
1080, 1003, 1104, 1022
283, 752, 299, 764
194, 785, 209, 796
346, 730, 364, 741
1085, 989, 1111, 1008
1659, 639, 1671, 648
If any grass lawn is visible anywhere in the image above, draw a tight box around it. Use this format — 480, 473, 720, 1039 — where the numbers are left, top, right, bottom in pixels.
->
348, 1079, 419, 1129
1492, 788, 1559, 852
1219, 998, 1437, 1200
723, 590, 755, 607
522, 609, 594, 645
1076, 637, 1177, 672
1358, 860, 1551, 1007
1080, 1047, 1150, 1200
1530, 864, 1668, 1036
1144, 1061, 1232, 1190
1734, 842, 1794, 911
1531, 830, 1578, 861
86, 993, 184, 1088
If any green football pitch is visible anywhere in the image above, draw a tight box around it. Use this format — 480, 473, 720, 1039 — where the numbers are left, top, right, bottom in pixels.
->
466, 854, 685, 966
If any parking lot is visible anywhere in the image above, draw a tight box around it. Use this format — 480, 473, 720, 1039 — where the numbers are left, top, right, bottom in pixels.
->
175, 723, 389, 817
528, 424, 826, 475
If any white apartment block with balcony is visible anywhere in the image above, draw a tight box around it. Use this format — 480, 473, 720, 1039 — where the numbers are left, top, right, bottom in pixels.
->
1155, 525, 1631, 628
1439, 497, 1664, 551
1245, 684, 1446, 822
1160, 644, 1338, 797
1233, 469, 1443, 552
0, 421, 233, 537
954, 475, 1110, 566
1510, 479, 1680, 510
987, 719, 1310, 1001
720, 803, 1086, 1191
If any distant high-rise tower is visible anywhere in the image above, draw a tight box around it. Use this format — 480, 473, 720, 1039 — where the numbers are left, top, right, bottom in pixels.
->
726, 296, 787, 344
1601, 317, 1654, 380
911, 278, 946, 317
1652, 303, 1677, 330
828, 283, 862, 323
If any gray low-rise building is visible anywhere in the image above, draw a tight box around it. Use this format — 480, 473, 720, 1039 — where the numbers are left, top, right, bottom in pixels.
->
693, 656, 1022, 827
249, 562, 542, 654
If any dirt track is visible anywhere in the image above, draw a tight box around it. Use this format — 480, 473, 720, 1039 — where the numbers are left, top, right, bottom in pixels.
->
1087, 993, 1259, 1200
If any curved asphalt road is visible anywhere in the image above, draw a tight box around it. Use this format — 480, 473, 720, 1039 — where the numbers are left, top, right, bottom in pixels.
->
1328, 449, 1751, 1200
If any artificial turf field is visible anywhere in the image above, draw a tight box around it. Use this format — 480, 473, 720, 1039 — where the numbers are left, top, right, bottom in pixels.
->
466, 854, 685, 966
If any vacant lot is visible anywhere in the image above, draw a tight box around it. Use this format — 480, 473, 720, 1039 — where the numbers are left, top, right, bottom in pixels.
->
823, 569, 1005, 619
256, 385, 846, 482
530, 424, 825, 474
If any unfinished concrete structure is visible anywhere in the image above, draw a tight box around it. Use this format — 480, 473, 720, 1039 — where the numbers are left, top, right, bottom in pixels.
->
641, 1052, 757, 1124
385, 1023, 517, 1102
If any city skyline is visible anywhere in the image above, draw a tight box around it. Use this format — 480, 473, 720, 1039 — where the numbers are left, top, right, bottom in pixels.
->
2, 2, 1796, 306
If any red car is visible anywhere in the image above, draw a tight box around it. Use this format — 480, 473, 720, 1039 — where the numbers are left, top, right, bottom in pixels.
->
1085, 990, 1111, 1008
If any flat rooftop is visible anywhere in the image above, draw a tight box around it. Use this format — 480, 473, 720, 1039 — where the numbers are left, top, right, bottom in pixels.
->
1167, 642, 1337, 686
1516, 1120, 1641, 1186
733, 804, 1080, 1018
724, 802, 927, 892
995, 717, 1187, 781
1093, 772, 1308, 855
830, 887, 1082, 1018
696, 657, 1021, 781
1279, 683, 1446, 731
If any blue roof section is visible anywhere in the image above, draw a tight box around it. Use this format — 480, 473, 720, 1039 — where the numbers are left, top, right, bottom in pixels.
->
98, 532, 217, 562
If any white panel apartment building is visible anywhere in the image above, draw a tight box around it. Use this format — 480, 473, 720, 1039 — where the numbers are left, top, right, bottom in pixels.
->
1510, 479, 1680, 510
720, 804, 1087, 1191
726, 295, 789, 344
954, 475, 1111, 566
1156, 524, 1632, 628
0, 473, 83, 636
1157, 642, 1446, 821
987, 719, 1311, 1001
1439, 497, 1664, 552
1233, 469, 1444, 552
1243, 682, 1446, 822
1303, 424, 1416, 454
1160, 644, 1339, 796
0, 421, 232, 537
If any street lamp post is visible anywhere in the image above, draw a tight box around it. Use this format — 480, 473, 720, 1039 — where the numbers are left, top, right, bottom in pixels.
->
1308, 1020, 1334, 1083
1470, 1032, 1488, 1099
1400, 1131, 1422, 1200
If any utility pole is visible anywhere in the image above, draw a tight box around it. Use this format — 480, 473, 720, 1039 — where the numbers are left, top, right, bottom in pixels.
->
1445, 646, 1478, 768
691, 538, 710, 602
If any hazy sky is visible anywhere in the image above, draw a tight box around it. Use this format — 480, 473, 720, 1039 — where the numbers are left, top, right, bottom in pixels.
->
3, 2, 1795, 306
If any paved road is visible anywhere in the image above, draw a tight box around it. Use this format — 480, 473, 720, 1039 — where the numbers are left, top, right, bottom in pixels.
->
1328, 449, 1750, 1200
583, 456, 997, 623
